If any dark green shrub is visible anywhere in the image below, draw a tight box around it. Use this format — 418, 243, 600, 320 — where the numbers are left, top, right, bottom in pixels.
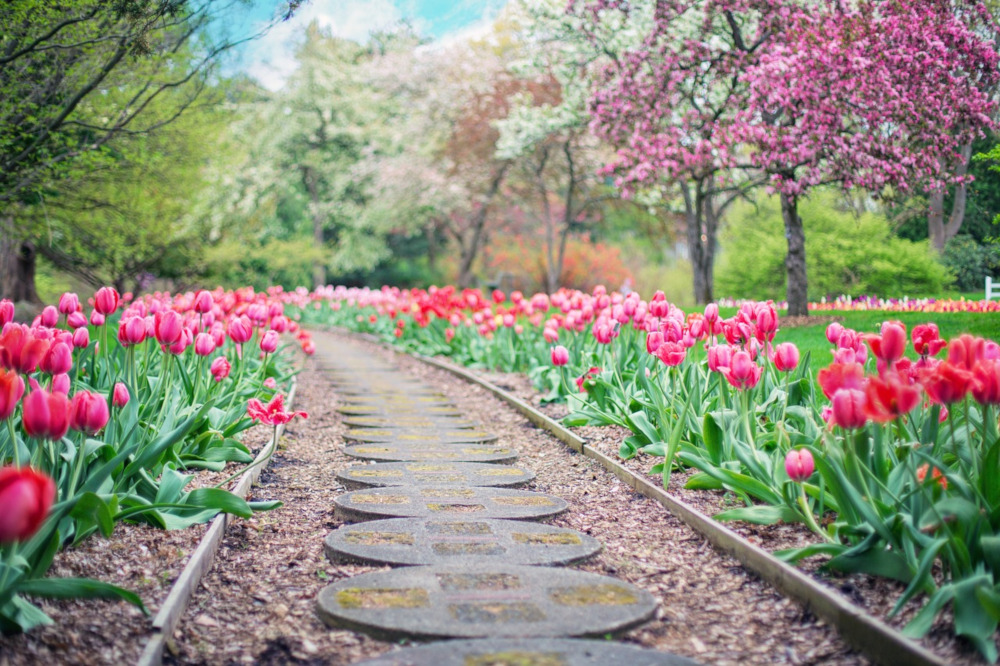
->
941, 234, 1000, 292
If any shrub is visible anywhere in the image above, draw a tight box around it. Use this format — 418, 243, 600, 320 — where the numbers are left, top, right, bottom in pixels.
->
941, 234, 1000, 292
716, 190, 952, 300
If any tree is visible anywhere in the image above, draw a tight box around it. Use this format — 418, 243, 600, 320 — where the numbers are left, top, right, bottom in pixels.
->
736, 0, 998, 314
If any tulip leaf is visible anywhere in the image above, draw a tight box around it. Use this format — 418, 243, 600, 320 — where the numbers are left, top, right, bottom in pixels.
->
827, 549, 913, 584
184, 488, 253, 519
69, 493, 115, 539
247, 500, 283, 511
16, 578, 146, 615
715, 505, 801, 525
702, 413, 724, 465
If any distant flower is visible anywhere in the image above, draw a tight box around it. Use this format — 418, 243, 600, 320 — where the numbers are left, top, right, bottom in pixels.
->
247, 394, 307, 426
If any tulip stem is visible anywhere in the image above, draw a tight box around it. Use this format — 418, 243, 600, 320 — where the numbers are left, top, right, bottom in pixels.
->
7, 418, 19, 467
215, 424, 278, 489
797, 485, 833, 543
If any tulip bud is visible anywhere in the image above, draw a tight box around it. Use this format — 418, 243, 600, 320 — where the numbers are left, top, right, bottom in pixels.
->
154, 310, 183, 345
0, 300, 14, 326
210, 356, 231, 382
0, 466, 56, 544
785, 449, 814, 482
228, 316, 253, 345
67, 311, 87, 329
113, 382, 130, 408
646, 331, 664, 354
58, 292, 80, 315
69, 390, 110, 435
51, 373, 70, 395
0, 368, 25, 420
259, 330, 279, 354
825, 322, 844, 345
193, 290, 214, 314
89, 310, 105, 327
551, 345, 569, 366
831, 388, 867, 429
269, 315, 288, 333
194, 332, 215, 357
41, 342, 73, 376
39, 306, 59, 328
22, 386, 70, 440
93, 287, 120, 316
773, 342, 800, 373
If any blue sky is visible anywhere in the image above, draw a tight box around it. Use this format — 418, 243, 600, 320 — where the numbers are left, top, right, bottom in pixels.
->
226, 0, 506, 90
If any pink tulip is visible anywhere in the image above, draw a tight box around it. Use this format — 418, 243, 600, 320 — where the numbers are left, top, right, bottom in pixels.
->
655, 341, 686, 366
826, 322, 845, 345
113, 382, 130, 408
259, 330, 279, 354
40, 342, 72, 376
194, 333, 215, 356
89, 310, 105, 327
210, 356, 231, 382
67, 311, 87, 329
58, 292, 80, 315
646, 331, 664, 354
193, 290, 214, 314
39, 306, 59, 328
0, 467, 56, 544
785, 449, 814, 482
551, 345, 569, 366
93, 287, 120, 316
831, 389, 867, 429
228, 316, 253, 345
0, 368, 25, 420
0, 300, 14, 326
773, 342, 800, 373
154, 310, 183, 345
22, 386, 70, 440
51, 373, 70, 395
69, 391, 110, 435
118, 316, 147, 346
722, 350, 762, 390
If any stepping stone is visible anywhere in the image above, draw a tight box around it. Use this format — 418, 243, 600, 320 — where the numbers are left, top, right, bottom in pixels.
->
338, 462, 535, 489
343, 416, 477, 429
325, 518, 601, 566
315, 563, 656, 640
343, 428, 498, 445
337, 405, 463, 417
353, 638, 701, 665
340, 395, 453, 405
344, 444, 517, 464
334, 487, 567, 522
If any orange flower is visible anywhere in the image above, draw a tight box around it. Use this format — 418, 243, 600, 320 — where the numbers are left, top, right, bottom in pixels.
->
916, 464, 947, 490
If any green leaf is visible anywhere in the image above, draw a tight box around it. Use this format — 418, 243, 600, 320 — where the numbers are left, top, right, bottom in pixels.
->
954, 575, 999, 662
624, 410, 661, 445
715, 505, 802, 525
247, 500, 283, 511
184, 488, 252, 519
684, 473, 724, 491
17, 578, 147, 615
702, 413, 724, 465
828, 549, 913, 584
889, 538, 947, 618
69, 493, 115, 539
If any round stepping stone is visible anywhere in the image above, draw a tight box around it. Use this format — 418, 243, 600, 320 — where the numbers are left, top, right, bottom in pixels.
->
334, 487, 567, 522
338, 462, 534, 488
315, 563, 657, 640
325, 518, 600, 566
340, 395, 453, 405
344, 444, 517, 464
353, 638, 701, 666
337, 405, 463, 417
344, 428, 497, 445
343, 415, 477, 429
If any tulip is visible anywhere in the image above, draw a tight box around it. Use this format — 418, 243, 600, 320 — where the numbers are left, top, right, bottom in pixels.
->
825, 322, 844, 345
246, 394, 307, 426
0, 300, 14, 326
51, 373, 70, 395
785, 449, 814, 482
0, 325, 50, 374
646, 331, 664, 354
194, 332, 215, 357
704, 303, 719, 326
40, 342, 72, 376
0, 466, 56, 544
922, 362, 973, 405
228, 316, 253, 345
113, 382, 130, 408
948, 334, 986, 371
193, 290, 214, 314
210, 356, 231, 382
754, 302, 778, 342
972, 360, 1000, 405
916, 464, 948, 490
154, 310, 183, 346
772, 342, 800, 372
168, 327, 192, 355
0, 368, 25, 420
831, 388, 867, 429
69, 391, 110, 435
912, 323, 946, 357
39, 305, 59, 328
866, 322, 906, 366
655, 341, 686, 367
67, 311, 87, 329
551, 345, 569, 366
22, 386, 70, 440
817, 362, 866, 400
269, 315, 288, 333
118, 316, 147, 346
864, 373, 921, 422
58, 292, 80, 315
707, 345, 733, 373
89, 310, 105, 327
722, 350, 762, 390
260, 330, 279, 354
93, 287, 120, 316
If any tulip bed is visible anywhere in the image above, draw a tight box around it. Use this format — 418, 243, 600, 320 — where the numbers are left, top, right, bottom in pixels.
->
293, 284, 1000, 661
0, 287, 311, 634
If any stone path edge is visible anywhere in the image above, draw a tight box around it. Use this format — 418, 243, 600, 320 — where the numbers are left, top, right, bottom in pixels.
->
135, 378, 299, 666
338, 328, 946, 666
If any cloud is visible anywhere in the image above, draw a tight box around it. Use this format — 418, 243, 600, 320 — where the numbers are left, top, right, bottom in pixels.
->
243, 0, 405, 90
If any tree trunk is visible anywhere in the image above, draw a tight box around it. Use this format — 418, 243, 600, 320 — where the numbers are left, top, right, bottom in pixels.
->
928, 142, 973, 253
681, 180, 716, 304
456, 163, 509, 289
0, 225, 41, 304
781, 191, 808, 316
300, 166, 326, 289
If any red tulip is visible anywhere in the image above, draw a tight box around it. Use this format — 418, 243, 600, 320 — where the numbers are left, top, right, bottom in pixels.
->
772, 342, 800, 372
922, 362, 973, 405
0, 368, 25, 420
784, 449, 814, 482
69, 391, 110, 435
864, 373, 921, 422
551, 345, 569, 366
972, 360, 1000, 405
246, 394, 307, 426
817, 362, 865, 400
865, 321, 906, 366
0, 466, 56, 544
575, 367, 601, 393
948, 334, 986, 371
916, 464, 947, 490
22, 386, 70, 440
113, 382, 130, 408
831, 388, 867, 429
0, 300, 14, 326
912, 323, 946, 358
0, 325, 50, 374
93, 287, 120, 316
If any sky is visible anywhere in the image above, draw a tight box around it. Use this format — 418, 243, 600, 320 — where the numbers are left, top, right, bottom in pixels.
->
226, 0, 506, 91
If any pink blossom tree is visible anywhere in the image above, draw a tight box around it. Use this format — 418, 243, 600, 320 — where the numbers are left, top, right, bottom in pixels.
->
735, 0, 998, 314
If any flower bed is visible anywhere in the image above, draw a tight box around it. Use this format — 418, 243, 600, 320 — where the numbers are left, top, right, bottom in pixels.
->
0, 287, 310, 633
293, 284, 1000, 662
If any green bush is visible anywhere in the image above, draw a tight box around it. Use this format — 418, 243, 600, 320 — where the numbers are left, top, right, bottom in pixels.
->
941, 234, 1000, 292
716, 190, 953, 300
